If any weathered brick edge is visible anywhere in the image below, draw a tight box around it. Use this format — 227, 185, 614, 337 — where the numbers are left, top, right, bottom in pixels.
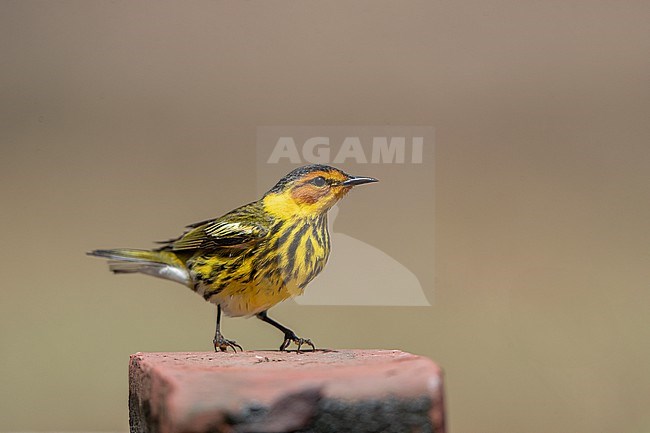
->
129, 350, 445, 433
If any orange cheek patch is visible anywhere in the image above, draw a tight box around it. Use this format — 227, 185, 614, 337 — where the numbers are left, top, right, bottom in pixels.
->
291, 185, 326, 205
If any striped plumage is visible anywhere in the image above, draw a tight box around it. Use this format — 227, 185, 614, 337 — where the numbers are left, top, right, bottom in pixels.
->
188, 211, 330, 317
89, 164, 377, 351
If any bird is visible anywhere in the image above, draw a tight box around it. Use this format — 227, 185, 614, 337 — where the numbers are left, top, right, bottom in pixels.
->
88, 164, 377, 352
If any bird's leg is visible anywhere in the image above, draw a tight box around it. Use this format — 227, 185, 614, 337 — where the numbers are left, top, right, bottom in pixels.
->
213, 305, 242, 352
256, 310, 315, 352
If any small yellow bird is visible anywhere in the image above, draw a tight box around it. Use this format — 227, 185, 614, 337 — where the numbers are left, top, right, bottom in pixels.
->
89, 164, 377, 352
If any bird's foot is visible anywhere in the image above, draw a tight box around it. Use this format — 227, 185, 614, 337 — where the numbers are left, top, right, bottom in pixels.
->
213, 333, 243, 352
280, 331, 315, 352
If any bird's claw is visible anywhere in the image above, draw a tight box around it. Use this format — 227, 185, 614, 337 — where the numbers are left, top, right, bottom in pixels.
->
280, 332, 315, 352
213, 334, 243, 352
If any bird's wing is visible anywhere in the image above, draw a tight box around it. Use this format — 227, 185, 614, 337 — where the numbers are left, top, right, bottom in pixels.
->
159, 202, 271, 252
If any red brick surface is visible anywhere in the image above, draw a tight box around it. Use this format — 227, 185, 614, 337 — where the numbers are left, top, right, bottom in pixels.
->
129, 350, 445, 433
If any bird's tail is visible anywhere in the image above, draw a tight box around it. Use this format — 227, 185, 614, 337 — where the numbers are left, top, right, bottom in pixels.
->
87, 248, 191, 287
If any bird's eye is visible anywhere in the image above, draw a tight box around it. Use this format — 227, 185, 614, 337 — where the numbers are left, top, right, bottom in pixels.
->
310, 176, 327, 187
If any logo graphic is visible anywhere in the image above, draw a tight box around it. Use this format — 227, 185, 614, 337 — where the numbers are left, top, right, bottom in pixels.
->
257, 126, 434, 306
266, 136, 424, 164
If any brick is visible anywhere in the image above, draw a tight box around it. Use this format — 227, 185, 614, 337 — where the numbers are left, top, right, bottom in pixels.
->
129, 350, 445, 433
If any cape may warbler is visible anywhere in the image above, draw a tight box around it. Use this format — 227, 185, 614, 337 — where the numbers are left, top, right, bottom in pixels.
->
89, 164, 377, 352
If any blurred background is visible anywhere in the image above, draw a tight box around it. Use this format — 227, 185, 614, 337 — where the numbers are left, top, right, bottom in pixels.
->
1, 1, 649, 432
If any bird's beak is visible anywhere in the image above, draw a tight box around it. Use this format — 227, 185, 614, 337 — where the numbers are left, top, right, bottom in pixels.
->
341, 176, 379, 187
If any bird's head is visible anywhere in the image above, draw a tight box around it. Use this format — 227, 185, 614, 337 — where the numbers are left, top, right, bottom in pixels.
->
263, 164, 378, 218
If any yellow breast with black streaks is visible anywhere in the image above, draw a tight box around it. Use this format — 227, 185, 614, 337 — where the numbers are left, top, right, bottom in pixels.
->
188, 215, 330, 317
